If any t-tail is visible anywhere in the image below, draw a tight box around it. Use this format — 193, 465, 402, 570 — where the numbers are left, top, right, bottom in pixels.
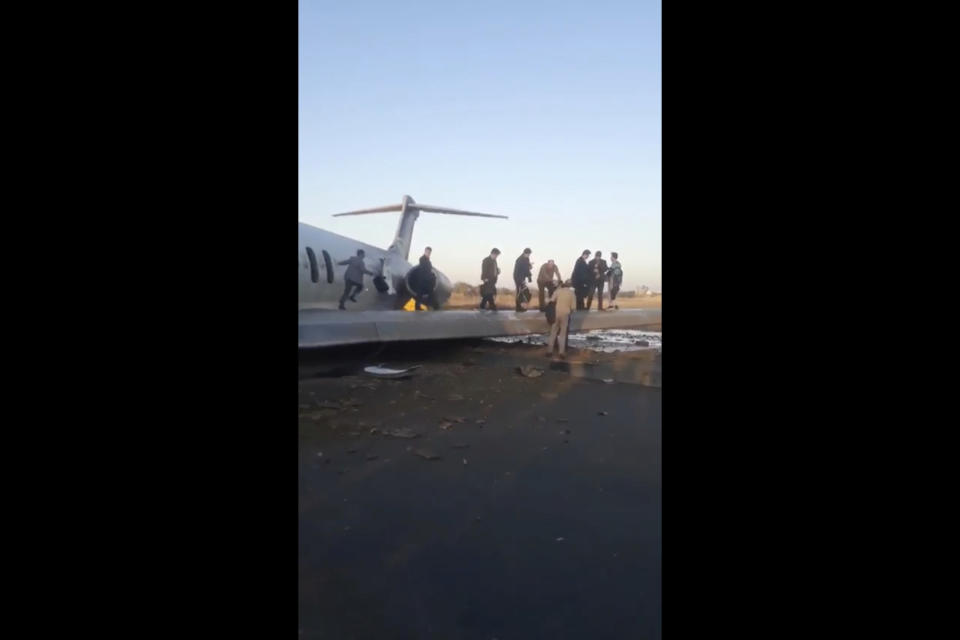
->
331, 195, 508, 261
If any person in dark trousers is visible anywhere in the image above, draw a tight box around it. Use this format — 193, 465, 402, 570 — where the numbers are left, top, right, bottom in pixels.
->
407, 254, 438, 310
571, 250, 591, 311
513, 248, 533, 312
479, 248, 501, 311
607, 252, 623, 309
337, 249, 375, 310
536, 259, 563, 312
586, 251, 609, 310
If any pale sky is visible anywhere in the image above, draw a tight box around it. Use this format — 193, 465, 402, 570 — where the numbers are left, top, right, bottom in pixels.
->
299, 0, 661, 291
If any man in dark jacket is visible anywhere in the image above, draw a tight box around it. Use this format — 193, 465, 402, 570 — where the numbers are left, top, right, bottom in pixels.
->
337, 249, 375, 310
407, 254, 438, 310
513, 248, 533, 312
586, 251, 609, 311
571, 249, 591, 311
479, 248, 501, 311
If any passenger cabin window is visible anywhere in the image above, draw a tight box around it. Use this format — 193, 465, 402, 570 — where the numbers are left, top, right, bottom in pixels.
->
321, 250, 334, 284
305, 247, 319, 283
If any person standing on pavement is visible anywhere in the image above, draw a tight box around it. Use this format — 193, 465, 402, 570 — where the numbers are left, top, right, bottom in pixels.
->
545, 280, 577, 359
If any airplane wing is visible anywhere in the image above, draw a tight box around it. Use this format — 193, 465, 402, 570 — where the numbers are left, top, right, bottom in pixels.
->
298, 309, 661, 348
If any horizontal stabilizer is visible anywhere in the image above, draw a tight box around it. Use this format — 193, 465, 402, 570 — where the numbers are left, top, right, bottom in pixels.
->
412, 204, 508, 219
332, 204, 404, 217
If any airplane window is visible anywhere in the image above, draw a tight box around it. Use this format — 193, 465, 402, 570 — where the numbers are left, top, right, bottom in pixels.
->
321, 250, 334, 284
305, 247, 319, 283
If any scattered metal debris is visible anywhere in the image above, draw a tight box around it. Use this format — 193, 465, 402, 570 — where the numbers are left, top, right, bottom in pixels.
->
412, 449, 441, 460
439, 421, 454, 431
363, 365, 421, 379
602, 378, 615, 384
517, 365, 544, 378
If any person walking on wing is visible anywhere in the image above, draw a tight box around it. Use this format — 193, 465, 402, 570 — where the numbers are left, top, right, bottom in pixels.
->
479, 248, 501, 311
607, 252, 623, 310
586, 250, 609, 311
536, 259, 563, 312
513, 248, 533, 312
545, 280, 577, 359
337, 249, 375, 310
571, 250, 591, 311
407, 253, 438, 310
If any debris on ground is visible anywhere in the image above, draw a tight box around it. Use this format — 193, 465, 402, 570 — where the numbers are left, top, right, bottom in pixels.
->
462, 458, 468, 465
517, 365, 544, 378
383, 428, 420, 439
598, 411, 608, 416
602, 379, 615, 384
439, 421, 454, 430
443, 416, 466, 423
414, 390, 434, 400
316, 452, 323, 457
556, 537, 565, 542
634, 339, 650, 346
369, 427, 380, 435
363, 365, 421, 379
476, 419, 486, 425
412, 449, 441, 460
448, 394, 465, 401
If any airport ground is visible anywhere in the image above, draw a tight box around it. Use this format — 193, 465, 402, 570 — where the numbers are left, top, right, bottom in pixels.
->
299, 339, 661, 639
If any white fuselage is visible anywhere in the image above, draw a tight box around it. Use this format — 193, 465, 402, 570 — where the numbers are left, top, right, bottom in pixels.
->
298, 222, 452, 310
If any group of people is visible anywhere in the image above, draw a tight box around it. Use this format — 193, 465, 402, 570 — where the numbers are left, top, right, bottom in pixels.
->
479, 247, 624, 359
479, 248, 624, 313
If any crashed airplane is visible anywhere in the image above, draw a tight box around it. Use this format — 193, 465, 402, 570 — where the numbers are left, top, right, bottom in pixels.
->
298, 195, 661, 348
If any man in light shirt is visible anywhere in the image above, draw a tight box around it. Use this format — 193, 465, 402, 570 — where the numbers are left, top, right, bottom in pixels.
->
545, 280, 577, 359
